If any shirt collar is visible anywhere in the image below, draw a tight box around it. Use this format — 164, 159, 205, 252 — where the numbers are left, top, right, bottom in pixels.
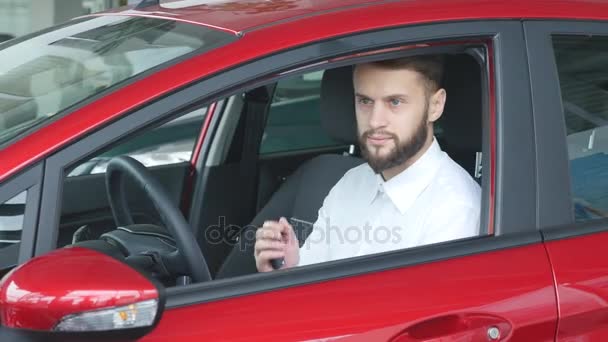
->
367, 138, 444, 214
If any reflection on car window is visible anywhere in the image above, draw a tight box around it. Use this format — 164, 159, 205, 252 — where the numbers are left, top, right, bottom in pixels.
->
68, 106, 207, 176
260, 70, 343, 154
554, 35, 608, 222
0, 15, 234, 147
0, 191, 26, 249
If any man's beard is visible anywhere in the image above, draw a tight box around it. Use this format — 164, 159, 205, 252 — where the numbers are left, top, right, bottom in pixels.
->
359, 112, 429, 174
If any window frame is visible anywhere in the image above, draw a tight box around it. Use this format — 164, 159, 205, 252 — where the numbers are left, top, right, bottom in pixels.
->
525, 20, 608, 239
35, 20, 535, 307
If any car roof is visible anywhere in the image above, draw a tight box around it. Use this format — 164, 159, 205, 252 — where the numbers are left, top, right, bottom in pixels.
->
98, 0, 608, 34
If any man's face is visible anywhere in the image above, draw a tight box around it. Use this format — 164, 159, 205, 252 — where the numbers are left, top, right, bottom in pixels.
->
353, 64, 439, 174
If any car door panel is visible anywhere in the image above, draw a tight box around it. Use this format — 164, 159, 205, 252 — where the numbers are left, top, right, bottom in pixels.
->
543, 231, 608, 341
57, 162, 190, 246
16, 17, 548, 340
139, 22, 541, 341
142, 241, 556, 341
61, 162, 189, 216
525, 20, 608, 342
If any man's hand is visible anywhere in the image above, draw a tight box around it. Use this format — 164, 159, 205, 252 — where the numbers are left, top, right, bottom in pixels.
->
254, 217, 299, 272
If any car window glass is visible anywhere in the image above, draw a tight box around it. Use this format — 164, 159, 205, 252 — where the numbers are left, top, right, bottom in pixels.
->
0, 16, 234, 147
259, 70, 343, 154
0, 191, 26, 251
68, 106, 207, 176
553, 35, 608, 222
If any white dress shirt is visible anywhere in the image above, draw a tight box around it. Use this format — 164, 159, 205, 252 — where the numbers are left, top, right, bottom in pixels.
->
298, 138, 481, 266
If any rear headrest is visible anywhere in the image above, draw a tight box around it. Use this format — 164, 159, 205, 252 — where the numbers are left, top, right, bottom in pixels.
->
320, 66, 358, 145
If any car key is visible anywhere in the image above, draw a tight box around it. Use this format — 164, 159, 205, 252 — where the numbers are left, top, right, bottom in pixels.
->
270, 217, 313, 270
270, 257, 285, 270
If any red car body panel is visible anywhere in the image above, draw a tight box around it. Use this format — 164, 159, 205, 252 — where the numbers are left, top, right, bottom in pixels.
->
1, 1, 606, 340
142, 244, 556, 341
101, 0, 608, 33
544, 232, 608, 341
0, 248, 158, 330
99, 0, 379, 33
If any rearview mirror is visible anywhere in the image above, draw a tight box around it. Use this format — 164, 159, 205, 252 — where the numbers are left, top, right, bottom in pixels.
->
0, 247, 164, 340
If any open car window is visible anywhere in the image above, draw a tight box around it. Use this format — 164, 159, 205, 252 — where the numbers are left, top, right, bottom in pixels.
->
45, 35, 491, 288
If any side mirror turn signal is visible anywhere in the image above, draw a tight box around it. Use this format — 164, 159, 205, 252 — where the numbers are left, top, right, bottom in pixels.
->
0, 247, 164, 339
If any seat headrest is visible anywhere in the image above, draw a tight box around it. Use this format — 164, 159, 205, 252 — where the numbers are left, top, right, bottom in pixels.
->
438, 54, 482, 149
320, 66, 358, 145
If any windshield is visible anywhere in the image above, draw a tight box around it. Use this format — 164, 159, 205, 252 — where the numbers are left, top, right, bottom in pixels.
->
0, 15, 235, 146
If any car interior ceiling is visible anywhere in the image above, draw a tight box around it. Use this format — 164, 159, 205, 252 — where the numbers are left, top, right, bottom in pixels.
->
56, 52, 482, 283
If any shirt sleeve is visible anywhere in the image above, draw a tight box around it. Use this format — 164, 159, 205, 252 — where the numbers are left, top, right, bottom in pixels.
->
420, 202, 480, 246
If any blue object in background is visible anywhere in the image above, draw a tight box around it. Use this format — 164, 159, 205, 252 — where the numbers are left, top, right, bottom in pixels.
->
570, 153, 608, 221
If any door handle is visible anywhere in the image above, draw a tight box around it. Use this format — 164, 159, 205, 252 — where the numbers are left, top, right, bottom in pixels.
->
391, 313, 512, 342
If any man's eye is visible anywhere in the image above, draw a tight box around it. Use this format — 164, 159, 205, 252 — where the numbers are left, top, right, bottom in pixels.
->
358, 98, 372, 105
389, 98, 402, 106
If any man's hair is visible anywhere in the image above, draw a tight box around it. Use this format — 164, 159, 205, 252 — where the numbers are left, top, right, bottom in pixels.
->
367, 55, 445, 93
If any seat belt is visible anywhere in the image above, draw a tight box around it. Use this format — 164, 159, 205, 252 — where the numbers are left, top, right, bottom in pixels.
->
238, 86, 272, 225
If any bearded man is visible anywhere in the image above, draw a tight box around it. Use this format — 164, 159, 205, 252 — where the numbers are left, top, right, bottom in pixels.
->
254, 56, 481, 271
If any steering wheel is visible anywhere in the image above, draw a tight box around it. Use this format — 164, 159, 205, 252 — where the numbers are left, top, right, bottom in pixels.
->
105, 156, 211, 283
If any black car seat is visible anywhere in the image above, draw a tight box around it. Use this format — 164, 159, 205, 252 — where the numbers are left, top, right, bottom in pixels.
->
215, 66, 363, 279
437, 54, 482, 179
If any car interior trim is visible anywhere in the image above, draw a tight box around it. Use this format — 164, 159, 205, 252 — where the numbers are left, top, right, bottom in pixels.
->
206, 96, 243, 167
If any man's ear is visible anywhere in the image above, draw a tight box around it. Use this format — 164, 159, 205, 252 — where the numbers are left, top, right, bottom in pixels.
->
428, 88, 446, 123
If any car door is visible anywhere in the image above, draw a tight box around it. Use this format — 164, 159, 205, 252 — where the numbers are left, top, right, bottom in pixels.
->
29, 19, 557, 341
108, 21, 552, 341
526, 20, 608, 341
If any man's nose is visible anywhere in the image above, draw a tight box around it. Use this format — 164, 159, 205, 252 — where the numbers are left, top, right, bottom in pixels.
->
368, 103, 389, 129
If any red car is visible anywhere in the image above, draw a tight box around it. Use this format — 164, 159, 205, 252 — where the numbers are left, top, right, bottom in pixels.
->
0, 0, 607, 340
